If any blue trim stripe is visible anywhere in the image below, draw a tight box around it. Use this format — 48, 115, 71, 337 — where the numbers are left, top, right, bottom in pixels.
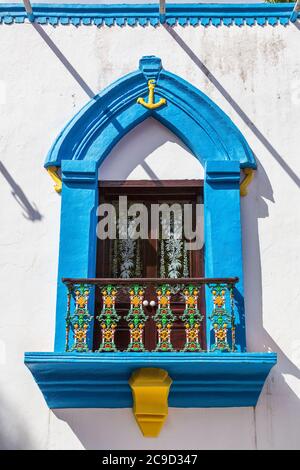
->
0, 3, 298, 27
24, 351, 277, 408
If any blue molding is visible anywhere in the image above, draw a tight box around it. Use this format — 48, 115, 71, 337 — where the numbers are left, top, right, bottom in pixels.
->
24, 352, 277, 408
61, 159, 98, 185
205, 160, 242, 184
55, 160, 98, 351
46, 56, 254, 353
204, 161, 245, 351
45, 56, 256, 170
24, 55, 271, 410
139, 55, 163, 81
0, 3, 298, 27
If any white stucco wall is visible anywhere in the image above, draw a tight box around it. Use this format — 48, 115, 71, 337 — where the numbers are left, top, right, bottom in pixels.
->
99, 118, 204, 180
0, 20, 299, 450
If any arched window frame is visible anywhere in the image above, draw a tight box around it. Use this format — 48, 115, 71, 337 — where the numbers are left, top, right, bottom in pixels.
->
25, 56, 276, 410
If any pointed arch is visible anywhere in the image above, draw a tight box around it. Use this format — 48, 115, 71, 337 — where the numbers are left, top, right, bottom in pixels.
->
45, 56, 256, 170
50, 56, 256, 354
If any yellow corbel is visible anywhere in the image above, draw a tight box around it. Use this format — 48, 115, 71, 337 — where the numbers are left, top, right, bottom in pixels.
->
137, 80, 167, 110
240, 168, 255, 197
47, 166, 62, 193
129, 368, 172, 437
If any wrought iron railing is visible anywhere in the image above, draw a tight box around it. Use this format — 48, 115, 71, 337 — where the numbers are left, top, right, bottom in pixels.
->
62, 277, 238, 353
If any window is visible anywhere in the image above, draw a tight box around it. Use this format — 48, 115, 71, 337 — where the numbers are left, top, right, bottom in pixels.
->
25, 55, 276, 414
94, 180, 205, 352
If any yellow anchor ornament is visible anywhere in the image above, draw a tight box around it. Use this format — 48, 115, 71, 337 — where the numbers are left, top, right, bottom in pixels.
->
137, 79, 166, 110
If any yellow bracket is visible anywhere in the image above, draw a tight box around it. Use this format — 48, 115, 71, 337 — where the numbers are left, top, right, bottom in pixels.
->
129, 368, 172, 437
137, 79, 167, 110
47, 166, 62, 193
240, 168, 255, 197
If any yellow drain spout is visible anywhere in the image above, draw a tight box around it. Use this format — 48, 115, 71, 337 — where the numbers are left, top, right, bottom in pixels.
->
129, 368, 172, 437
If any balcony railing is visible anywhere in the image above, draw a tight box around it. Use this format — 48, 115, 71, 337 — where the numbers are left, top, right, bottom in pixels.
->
62, 277, 238, 354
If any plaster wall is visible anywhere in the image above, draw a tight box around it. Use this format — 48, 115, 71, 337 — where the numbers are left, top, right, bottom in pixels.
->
0, 21, 299, 450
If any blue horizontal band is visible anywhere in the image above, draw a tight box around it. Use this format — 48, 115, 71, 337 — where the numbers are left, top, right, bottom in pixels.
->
0, 3, 298, 27
24, 352, 277, 408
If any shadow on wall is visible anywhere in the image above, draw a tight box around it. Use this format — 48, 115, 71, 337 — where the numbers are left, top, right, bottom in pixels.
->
52, 157, 300, 450
99, 117, 202, 181
0, 390, 35, 450
53, 406, 257, 450
28, 23, 300, 449
31, 21, 300, 189
32, 23, 96, 99
293, 20, 300, 31
241, 156, 300, 449
164, 25, 300, 190
0, 161, 43, 222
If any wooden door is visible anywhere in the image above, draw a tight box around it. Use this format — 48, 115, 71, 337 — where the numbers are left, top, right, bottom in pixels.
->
94, 180, 205, 351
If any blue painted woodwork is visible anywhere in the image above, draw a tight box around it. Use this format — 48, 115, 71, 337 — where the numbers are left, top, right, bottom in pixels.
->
50, 56, 255, 353
204, 161, 245, 351
24, 352, 277, 408
45, 57, 256, 170
0, 3, 298, 27
55, 160, 98, 351
24, 55, 277, 409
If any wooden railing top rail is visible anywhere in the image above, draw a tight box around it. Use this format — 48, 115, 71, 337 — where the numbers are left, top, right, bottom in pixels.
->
62, 277, 239, 285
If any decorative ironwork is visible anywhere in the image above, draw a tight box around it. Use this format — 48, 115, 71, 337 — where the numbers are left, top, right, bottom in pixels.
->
67, 284, 92, 352
180, 285, 203, 351
209, 284, 233, 352
154, 285, 176, 351
229, 283, 236, 352
97, 285, 120, 352
63, 277, 239, 354
65, 287, 71, 352
125, 285, 148, 351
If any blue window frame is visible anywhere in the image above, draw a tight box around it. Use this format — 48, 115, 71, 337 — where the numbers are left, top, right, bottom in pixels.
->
24, 56, 276, 409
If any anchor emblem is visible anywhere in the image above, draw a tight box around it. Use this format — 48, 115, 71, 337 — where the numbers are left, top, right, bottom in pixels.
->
137, 79, 166, 110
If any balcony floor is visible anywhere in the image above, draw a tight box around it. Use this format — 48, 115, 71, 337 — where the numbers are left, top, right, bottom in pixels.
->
24, 351, 277, 409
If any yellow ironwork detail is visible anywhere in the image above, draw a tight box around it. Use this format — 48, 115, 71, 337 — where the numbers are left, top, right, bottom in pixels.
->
137, 79, 167, 110
129, 368, 172, 437
47, 166, 62, 193
240, 168, 255, 197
